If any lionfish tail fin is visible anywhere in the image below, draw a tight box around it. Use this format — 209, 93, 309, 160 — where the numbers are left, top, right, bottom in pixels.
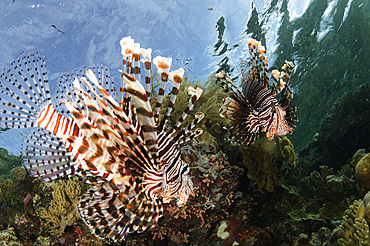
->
78, 183, 163, 241
0, 52, 52, 129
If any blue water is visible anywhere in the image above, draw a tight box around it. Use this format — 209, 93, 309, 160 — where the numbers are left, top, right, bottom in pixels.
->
0, 0, 368, 153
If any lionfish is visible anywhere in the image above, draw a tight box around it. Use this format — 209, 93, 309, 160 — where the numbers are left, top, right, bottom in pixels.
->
0, 36, 204, 241
218, 38, 298, 146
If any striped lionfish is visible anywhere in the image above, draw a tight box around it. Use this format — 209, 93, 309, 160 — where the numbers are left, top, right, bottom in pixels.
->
218, 38, 298, 146
0, 36, 204, 241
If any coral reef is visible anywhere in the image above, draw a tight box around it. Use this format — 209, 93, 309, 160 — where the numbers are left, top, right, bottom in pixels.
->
310, 165, 349, 203
241, 144, 283, 192
338, 198, 370, 245
0, 167, 29, 226
301, 84, 370, 170
123, 142, 257, 245
0, 167, 27, 204
240, 136, 296, 192
0, 227, 22, 245
276, 136, 296, 167
355, 153, 370, 197
38, 177, 86, 237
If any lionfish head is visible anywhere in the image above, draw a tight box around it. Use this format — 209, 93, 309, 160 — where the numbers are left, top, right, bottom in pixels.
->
265, 105, 293, 140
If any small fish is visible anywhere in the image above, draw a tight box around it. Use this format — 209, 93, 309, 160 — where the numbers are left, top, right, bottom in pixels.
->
51, 24, 65, 34
218, 38, 298, 146
0, 37, 204, 241
207, 7, 213, 10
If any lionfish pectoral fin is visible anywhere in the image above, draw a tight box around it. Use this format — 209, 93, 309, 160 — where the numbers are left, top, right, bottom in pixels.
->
221, 95, 262, 146
78, 184, 163, 241
21, 128, 76, 181
0, 52, 52, 129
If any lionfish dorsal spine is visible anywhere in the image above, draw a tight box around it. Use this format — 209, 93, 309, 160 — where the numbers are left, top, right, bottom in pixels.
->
81, 73, 157, 172
174, 86, 203, 129
120, 36, 134, 75
156, 67, 185, 132
175, 113, 205, 147
140, 47, 152, 97
121, 72, 159, 166
152, 56, 172, 124
132, 42, 141, 82
246, 38, 270, 90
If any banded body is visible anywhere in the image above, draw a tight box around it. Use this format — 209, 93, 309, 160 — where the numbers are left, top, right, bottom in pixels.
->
218, 38, 298, 146
0, 37, 204, 241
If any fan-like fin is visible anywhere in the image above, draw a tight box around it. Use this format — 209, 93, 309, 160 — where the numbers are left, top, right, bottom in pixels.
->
21, 128, 75, 181
0, 52, 51, 128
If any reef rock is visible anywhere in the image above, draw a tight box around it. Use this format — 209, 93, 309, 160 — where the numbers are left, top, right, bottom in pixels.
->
302, 84, 370, 170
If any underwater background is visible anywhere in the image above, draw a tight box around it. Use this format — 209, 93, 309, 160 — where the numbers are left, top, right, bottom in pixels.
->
0, 0, 369, 245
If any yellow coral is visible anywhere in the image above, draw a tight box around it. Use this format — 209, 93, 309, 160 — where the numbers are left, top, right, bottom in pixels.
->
338, 199, 370, 245
240, 135, 296, 192
38, 177, 86, 237
0, 187, 4, 204
11, 166, 27, 182
240, 145, 282, 192
275, 136, 296, 167
252, 135, 296, 167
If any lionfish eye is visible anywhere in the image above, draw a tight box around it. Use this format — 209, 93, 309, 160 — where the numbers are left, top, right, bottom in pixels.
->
181, 165, 190, 176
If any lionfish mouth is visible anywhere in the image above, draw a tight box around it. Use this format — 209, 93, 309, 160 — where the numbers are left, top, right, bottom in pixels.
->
218, 38, 298, 146
0, 37, 204, 241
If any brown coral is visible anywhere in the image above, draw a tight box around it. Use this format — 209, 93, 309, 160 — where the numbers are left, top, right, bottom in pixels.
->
355, 153, 370, 197
310, 165, 349, 203
38, 177, 86, 237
